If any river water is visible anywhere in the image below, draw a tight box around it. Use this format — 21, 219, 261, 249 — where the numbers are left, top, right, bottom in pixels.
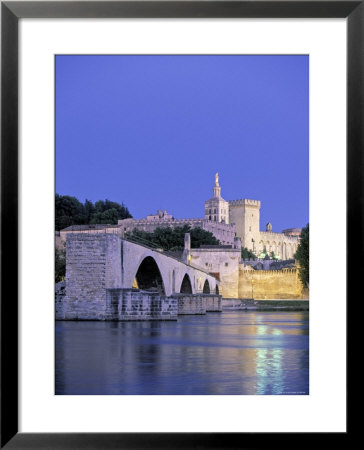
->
56, 311, 309, 395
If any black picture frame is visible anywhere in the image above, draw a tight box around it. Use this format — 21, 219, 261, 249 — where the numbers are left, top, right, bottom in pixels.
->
1, 1, 355, 448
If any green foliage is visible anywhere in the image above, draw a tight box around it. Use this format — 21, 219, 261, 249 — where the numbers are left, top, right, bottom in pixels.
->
55, 247, 66, 283
256, 246, 279, 260
241, 247, 256, 260
93, 199, 131, 218
90, 208, 119, 224
84, 199, 95, 223
55, 194, 132, 230
189, 227, 220, 248
294, 223, 309, 288
55, 194, 85, 230
125, 225, 220, 251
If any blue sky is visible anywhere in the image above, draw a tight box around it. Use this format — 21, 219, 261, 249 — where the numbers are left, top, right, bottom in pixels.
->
56, 55, 308, 232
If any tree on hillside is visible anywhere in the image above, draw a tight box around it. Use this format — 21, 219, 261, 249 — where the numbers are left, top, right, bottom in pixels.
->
125, 225, 220, 251
55, 194, 132, 230
55, 194, 86, 230
84, 199, 96, 223
294, 223, 309, 288
90, 208, 119, 225
189, 226, 220, 248
94, 199, 132, 220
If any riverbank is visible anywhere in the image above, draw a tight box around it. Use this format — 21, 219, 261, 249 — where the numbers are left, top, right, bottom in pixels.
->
222, 298, 309, 311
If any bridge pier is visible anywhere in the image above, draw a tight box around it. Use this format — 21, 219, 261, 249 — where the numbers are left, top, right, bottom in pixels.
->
105, 289, 177, 321
205, 294, 222, 312
176, 294, 222, 315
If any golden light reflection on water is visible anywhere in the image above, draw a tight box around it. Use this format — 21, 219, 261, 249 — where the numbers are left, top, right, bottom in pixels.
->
255, 346, 284, 394
210, 312, 306, 394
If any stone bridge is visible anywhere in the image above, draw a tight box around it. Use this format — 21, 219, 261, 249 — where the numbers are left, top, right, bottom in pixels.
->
121, 237, 219, 296
57, 233, 220, 321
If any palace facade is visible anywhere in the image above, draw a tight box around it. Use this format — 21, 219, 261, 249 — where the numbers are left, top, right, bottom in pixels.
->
60, 174, 301, 260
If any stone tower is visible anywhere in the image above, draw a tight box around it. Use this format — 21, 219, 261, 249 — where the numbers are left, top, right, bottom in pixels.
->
204, 173, 230, 224
183, 232, 191, 264
228, 199, 261, 253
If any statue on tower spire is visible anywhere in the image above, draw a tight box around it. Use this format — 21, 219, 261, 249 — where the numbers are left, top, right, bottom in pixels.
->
215, 172, 219, 186
213, 172, 221, 198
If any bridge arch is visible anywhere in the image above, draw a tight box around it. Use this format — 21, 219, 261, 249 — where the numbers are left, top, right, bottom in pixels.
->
122, 240, 218, 296
180, 273, 193, 294
203, 279, 210, 294
134, 256, 166, 295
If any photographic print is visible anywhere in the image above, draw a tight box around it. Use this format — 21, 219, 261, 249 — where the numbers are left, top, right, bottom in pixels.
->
55, 55, 309, 395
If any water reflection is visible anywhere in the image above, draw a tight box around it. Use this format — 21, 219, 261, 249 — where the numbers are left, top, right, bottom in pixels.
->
56, 311, 308, 395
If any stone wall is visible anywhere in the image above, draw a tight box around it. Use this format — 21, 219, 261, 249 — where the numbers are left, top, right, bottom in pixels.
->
118, 217, 236, 245
175, 294, 221, 314
190, 248, 240, 298
176, 294, 207, 315
105, 289, 177, 321
204, 294, 222, 312
228, 199, 261, 250
61, 233, 122, 320
227, 197, 300, 259
238, 266, 304, 300
59, 226, 120, 243
259, 231, 299, 259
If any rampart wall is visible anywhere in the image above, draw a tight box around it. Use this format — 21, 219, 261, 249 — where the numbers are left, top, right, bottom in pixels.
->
238, 266, 304, 299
